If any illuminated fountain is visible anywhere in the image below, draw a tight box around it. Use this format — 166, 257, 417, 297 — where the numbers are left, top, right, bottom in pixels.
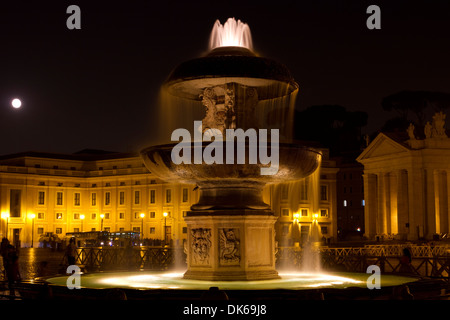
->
42, 18, 418, 297
141, 17, 320, 281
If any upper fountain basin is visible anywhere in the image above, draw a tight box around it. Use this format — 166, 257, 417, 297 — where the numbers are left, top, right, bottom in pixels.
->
164, 46, 298, 101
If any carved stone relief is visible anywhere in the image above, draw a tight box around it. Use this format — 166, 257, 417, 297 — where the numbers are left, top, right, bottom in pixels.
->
219, 228, 240, 265
191, 228, 212, 265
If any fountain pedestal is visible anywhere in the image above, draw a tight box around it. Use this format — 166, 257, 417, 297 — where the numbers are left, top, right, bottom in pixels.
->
183, 211, 279, 281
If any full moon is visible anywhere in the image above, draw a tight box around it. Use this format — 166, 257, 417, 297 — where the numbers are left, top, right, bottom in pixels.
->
11, 98, 22, 109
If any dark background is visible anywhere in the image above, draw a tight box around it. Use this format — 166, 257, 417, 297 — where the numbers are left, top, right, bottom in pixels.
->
0, 0, 449, 155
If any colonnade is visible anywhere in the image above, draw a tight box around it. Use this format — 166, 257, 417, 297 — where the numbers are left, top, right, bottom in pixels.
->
363, 168, 449, 240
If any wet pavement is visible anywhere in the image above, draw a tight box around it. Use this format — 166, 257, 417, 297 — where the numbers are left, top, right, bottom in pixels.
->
1, 248, 66, 281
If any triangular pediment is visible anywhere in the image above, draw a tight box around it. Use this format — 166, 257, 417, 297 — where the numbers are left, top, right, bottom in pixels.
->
357, 133, 410, 162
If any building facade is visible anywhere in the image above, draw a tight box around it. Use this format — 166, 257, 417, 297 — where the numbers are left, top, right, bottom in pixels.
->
0, 148, 338, 247
357, 113, 450, 240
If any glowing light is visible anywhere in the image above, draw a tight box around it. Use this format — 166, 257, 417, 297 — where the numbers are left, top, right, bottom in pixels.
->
11, 98, 22, 109
163, 212, 168, 217
28, 213, 36, 219
80, 214, 85, 220
1, 212, 10, 219
140, 213, 145, 218
209, 18, 253, 51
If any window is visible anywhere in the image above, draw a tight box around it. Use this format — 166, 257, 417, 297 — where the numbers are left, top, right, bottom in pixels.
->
56, 192, 63, 206
55, 228, 62, 234
37, 228, 44, 235
134, 191, 140, 205
91, 193, 97, 206
37, 212, 45, 219
73, 213, 80, 220
150, 212, 156, 218
320, 209, 328, 218
56, 213, 63, 220
166, 189, 172, 203
281, 208, 289, 217
91, 213, 97, 220
105, 192, 111, 205
321, 226, 328, 235
281, 185, 289, 200
74, 193, 80, 206
320, 185, 328, 201
150, 227, 156, 234
119, 227, 124, 232
91, 228, 96, 232
119, 191, 125, 205
300, 180, 308, 200
73, 228, 80, 233
104, 227, 110, 232
301, 209, 308, 217
119, 212, 125, 220
10, 190, 21, 217
38, 191, 45, 205
182, 227, 187, 234
182, 188, 188, 202
134, 212, 140, 219
282, 225, 289, 235
133, 227, 140, 233
104, 213, 110, 219
182, 211, 188, 217
343, 200, 347, 207
361, 200, 365, 206
150, 190, 156, 204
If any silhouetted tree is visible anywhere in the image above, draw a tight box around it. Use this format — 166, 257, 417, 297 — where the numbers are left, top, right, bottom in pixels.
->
294, 105, 368, 156
381, 90, 450, 127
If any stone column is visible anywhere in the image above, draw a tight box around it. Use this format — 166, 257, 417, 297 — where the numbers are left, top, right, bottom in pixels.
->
435, 170, 449, 235
377, 173, 387, 235
408, 168, 425, 240
389, 172, 398, 235
447, 170, 450, 234
363, 173, 377, 239
425, 168, 437, 239
384, 172, 391, 235
397, 170, 409, 239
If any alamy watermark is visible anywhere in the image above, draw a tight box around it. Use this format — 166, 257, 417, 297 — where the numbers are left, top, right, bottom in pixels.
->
366, 265, 381, 289
66, 265, 81, 289
171, 121, 280, 176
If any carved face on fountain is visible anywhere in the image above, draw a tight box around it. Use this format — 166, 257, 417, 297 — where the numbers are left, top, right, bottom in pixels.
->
201, 86, 236, 134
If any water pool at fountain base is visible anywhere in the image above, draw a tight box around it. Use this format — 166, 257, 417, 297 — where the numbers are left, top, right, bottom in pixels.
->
45, 270, 417, 291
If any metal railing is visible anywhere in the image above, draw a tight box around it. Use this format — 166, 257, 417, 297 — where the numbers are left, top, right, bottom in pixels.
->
73, 246, 186, 271
276, 244, 450, 282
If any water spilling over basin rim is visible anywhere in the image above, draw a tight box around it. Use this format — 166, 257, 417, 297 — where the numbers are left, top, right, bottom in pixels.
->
164, 46, 299, 100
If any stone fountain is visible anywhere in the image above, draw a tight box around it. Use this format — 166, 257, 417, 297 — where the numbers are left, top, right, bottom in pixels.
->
140, 18, 322, 281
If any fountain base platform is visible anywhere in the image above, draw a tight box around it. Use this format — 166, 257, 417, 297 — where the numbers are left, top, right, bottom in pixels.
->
183, 212, 279, 281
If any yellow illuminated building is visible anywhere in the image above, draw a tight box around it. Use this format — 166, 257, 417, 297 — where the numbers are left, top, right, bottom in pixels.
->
0, 149, 337, 247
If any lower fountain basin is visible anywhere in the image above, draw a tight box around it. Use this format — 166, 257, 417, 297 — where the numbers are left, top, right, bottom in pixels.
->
141, 142, 321, 211
45, 270, 417, 291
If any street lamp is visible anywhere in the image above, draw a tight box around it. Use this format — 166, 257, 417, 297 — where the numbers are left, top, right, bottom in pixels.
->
140, 213, 145, 240
80, 214, 85, 232
100, 213, 105, 231
163, 212, 168, 246
28, 213, 35, 248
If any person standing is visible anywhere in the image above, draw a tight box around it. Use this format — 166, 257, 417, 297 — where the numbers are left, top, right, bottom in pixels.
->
66, 238, 77, 266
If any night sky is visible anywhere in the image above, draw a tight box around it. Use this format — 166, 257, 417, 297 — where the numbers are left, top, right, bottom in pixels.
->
0, 0, 449, 155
